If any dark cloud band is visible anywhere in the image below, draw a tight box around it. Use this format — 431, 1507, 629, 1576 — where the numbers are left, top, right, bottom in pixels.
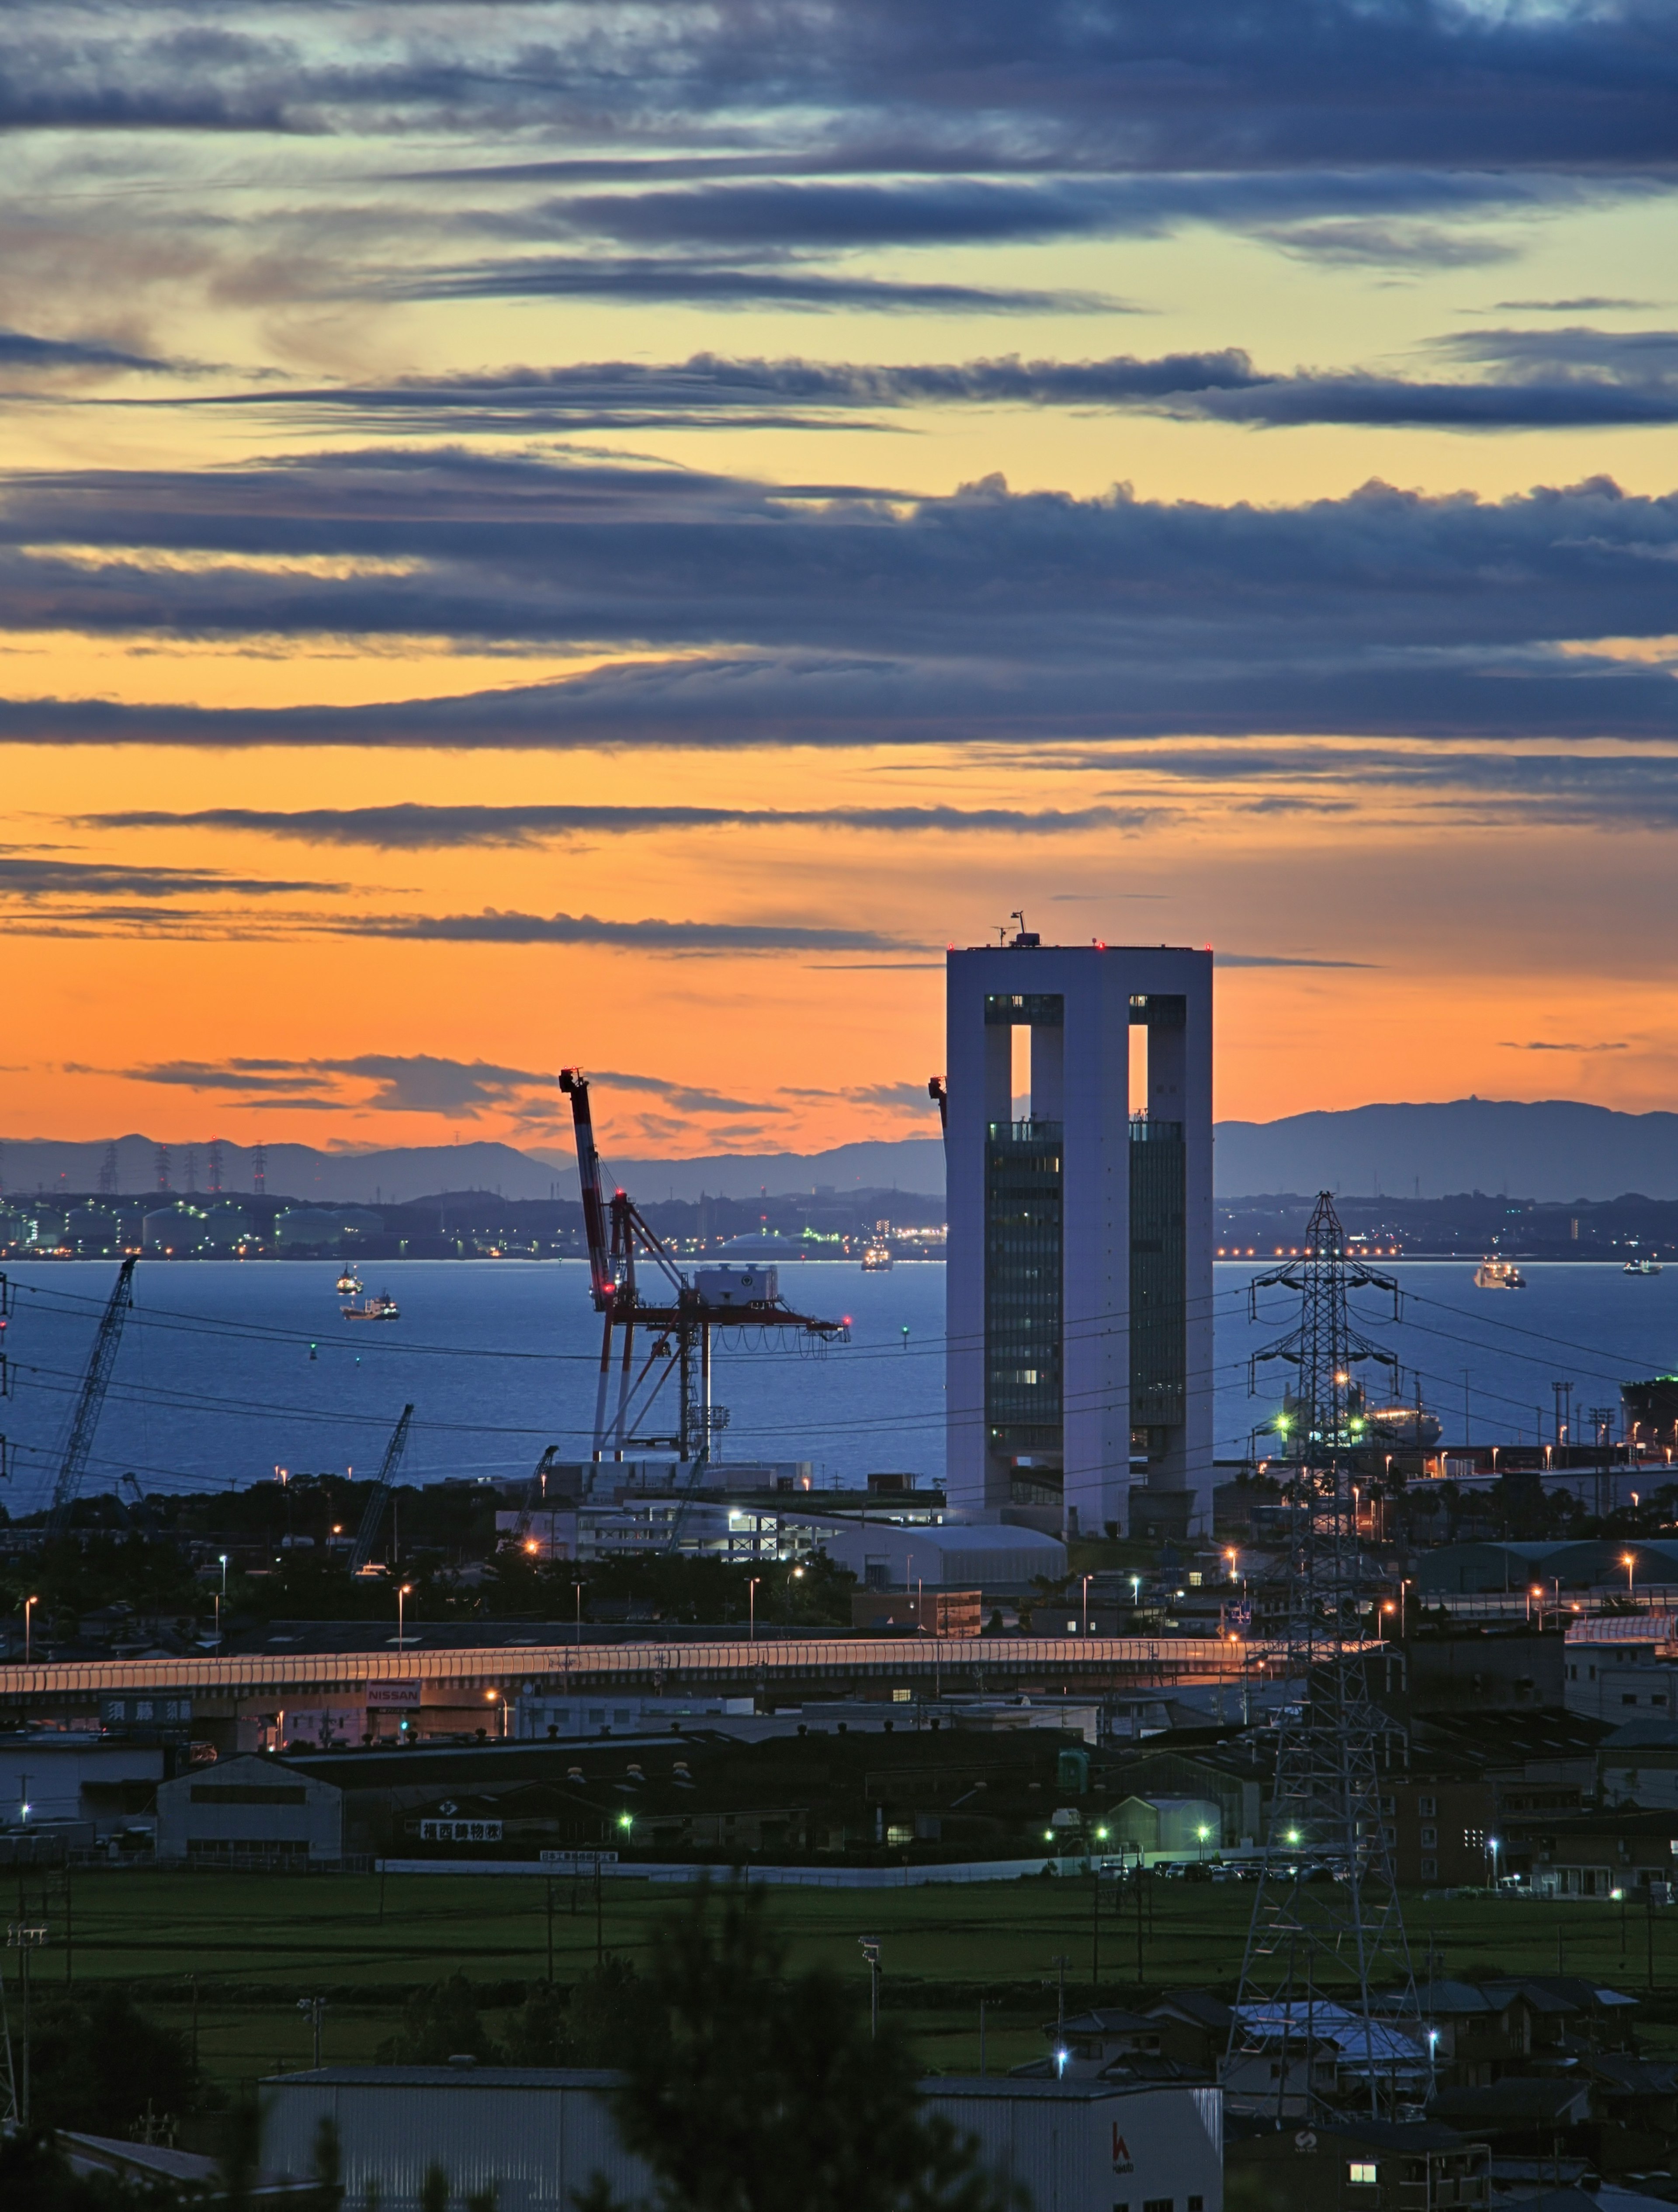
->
4, 456, 1678, 751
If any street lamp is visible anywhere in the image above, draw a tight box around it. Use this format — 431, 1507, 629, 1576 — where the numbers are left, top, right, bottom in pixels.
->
1080, 1574, 1092, 1636
1624, 1552, 1636, 1598
748, 1576, 761, 1643
1487, 1836, 1501, 1887
24, 1594, 37, 1663
397, 1581, 413, 1649
219, 1553, 229, 1600
1196, 1824, 1211, 1862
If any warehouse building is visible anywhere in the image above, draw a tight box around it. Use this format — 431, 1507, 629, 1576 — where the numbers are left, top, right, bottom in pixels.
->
156, 1754, 346, 1866
260, 2066, 1221, 2212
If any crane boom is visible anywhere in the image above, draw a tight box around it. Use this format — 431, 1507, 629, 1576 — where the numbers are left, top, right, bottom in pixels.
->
47, 1255, 137, 1537
348, 1403, 414, 1574
513, 1443, 560, 1541
559, 1069, 613, 1306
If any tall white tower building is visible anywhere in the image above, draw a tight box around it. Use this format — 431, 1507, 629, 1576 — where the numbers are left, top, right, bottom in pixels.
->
943, 932, 1214, 1539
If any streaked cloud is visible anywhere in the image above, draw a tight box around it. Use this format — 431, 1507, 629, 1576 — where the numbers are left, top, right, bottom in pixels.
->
80, 801, 1157, 847
1499, 1039, 1630, 1053
347, 910, 902, 953
1215, 952, 1381, 970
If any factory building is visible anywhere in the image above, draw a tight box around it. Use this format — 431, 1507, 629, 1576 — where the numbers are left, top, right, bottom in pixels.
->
260, 2066, 1222, 2212
944, 935, 1214, 1540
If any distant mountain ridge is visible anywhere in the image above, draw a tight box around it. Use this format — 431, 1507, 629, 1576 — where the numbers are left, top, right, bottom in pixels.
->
0, 1132, 947, 1206
3, 1099, 1674, 1206
1213, 1098, 1678, 1203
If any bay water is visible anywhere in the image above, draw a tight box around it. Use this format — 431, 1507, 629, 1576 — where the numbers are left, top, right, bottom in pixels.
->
3, 1259, 1675, 1512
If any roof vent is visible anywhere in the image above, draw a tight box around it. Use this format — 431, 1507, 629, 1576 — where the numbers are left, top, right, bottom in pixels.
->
447, 2053, 477, 2069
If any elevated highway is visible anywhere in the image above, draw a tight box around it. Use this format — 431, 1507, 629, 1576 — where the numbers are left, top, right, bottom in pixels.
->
0, 1634, 1264, 1740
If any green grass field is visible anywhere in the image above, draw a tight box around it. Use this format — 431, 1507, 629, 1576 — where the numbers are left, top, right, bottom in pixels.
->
14, 1870, 1678, 2095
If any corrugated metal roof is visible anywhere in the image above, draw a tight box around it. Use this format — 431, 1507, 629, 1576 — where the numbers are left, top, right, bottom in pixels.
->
269, 2066, 624, 2088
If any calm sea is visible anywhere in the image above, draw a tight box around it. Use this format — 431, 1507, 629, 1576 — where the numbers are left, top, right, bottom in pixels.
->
3, 1258, 1674, 1511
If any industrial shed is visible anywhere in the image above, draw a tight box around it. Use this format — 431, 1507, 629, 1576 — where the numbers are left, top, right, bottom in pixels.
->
260, 2065, 1221, 2212
156, 1754, 346, 1866
812, 1517, 1068, 1592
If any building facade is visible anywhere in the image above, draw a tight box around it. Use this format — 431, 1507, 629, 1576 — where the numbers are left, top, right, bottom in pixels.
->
945, 938, 1214, 1537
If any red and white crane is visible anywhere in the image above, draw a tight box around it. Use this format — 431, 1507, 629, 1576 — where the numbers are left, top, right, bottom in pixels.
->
559, 1069, 849, 1466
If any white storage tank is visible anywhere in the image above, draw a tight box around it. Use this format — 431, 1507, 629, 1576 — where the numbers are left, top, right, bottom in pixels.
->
694, 1265, 778, 1308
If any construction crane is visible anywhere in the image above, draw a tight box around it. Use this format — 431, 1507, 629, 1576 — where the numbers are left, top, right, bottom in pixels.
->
512, 1443, 562, 1544
347, 1404, 414, 1574
46, 1255, 137, 1539
558, 1069, 849, 1467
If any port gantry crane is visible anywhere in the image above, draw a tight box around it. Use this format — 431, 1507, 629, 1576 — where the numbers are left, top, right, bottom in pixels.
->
559, 1069, 849, 1467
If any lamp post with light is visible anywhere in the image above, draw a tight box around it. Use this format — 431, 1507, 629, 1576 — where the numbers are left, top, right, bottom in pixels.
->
397, 1581, 413, 1649
24, 1593, 37, 1663
748, 1577, 761, 1644
1090, 1824, 1110, 1992
1080, 1574, 1092, 1636
1625, 1552, 1637, 1601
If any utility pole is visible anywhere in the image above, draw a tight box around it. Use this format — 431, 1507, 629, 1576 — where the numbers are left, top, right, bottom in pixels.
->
8, 1921, 46, 2126
1590, 1408, 1615, 1522
296, 1994, 326, 2069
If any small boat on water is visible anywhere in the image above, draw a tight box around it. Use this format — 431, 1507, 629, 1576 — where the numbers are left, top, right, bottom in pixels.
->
1624, 1257, 1664, 1276
1474, 1258, 1526, 1289
342, 1289, 400, 1321
336, 1265, 363, 1295
860, 1243, 894, 1272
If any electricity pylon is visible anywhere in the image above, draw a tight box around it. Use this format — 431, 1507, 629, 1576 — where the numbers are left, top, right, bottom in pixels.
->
1228, 1192, 1421, 2119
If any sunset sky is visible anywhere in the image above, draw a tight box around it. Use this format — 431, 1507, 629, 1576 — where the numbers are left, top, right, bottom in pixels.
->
6, 3, 1678, 1162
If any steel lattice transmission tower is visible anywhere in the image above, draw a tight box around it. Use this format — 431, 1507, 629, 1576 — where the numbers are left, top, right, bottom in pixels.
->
1228, 1192, 1421, 2120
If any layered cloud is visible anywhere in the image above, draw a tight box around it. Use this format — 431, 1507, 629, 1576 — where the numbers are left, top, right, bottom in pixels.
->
4, 454, 1678, 750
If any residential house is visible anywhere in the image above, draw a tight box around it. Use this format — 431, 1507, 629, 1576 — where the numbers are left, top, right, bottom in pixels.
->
1226, 2117, 1490, 2212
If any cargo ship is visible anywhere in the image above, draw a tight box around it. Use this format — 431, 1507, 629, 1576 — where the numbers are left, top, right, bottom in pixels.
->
1473, 1258, 1526, 1289
342, 1289, 400, 1321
